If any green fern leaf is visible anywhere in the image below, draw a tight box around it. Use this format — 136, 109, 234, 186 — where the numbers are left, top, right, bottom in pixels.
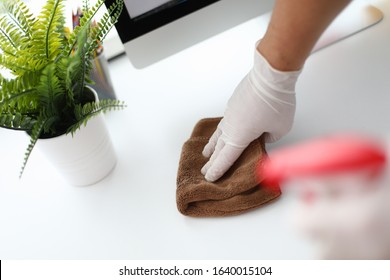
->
0, 0, 35, 50
88, 0, 123, 54
55, 56, 74, 106
0, 53, 38, 76
0, 15, 17, 55
31, 0, 65, 61
83, 0, 90, 14
79, 0, 105, 29
63, 0, 105, 57
19, 116, 45, 178
0, 111, 36, 131
36, 63, 64, 120
67, 99, 126, 135
67, 25, 92, 100
0, 71, 39, 111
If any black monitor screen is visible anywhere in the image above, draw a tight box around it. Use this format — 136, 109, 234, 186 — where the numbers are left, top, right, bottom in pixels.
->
126, 0, 185, 20
105, 0, 219, 42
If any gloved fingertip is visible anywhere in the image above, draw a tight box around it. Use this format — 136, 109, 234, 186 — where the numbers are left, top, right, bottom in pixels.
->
202, 150, 211, 158
202, 148, 211, 158
202, 128, 222, 157
201, 161, 211, 176
205, 174, 217, 182
201, 165, 207, 176
205, 169, 223, 182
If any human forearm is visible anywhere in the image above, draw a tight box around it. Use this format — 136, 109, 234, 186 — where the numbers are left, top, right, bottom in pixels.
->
258, 0, 352, 71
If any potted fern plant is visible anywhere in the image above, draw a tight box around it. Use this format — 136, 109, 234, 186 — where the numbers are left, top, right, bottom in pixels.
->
0, 0, 126, 185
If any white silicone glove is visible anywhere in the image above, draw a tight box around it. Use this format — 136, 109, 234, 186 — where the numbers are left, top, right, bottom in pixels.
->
202, 47, 301, 182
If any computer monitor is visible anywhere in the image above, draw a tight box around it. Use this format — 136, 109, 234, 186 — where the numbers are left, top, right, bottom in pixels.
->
105, 0, 275, 68
106, 0, 383, 68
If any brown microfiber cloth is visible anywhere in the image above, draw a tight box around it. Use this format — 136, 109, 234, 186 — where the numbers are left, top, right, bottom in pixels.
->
176, 117, 281, 217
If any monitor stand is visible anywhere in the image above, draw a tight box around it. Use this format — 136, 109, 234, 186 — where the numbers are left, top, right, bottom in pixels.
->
312, 0, 383, 52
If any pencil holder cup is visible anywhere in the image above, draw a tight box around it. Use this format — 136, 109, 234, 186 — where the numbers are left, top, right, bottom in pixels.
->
90, 50, 117, 100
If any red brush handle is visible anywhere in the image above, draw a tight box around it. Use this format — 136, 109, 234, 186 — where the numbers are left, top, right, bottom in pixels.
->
259, 134, 387, 186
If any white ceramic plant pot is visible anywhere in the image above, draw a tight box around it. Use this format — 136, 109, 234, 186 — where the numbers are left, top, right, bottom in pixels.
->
36, 88, 117, 186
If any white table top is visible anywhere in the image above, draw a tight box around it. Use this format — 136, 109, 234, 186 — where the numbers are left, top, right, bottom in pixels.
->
1, 0, 389, 259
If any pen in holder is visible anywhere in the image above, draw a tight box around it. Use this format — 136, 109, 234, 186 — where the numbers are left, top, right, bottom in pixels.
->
72, 7, 116, 100
90, 48, 117, 100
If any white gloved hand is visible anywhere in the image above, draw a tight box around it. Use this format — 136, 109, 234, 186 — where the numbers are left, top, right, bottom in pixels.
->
202, 47, 301, 182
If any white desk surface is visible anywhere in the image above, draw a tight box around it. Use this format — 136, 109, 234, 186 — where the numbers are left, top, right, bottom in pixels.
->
1, 0, 389, 259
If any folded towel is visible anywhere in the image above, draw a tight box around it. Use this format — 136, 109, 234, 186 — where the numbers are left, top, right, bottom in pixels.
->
176, 117, 281, 217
